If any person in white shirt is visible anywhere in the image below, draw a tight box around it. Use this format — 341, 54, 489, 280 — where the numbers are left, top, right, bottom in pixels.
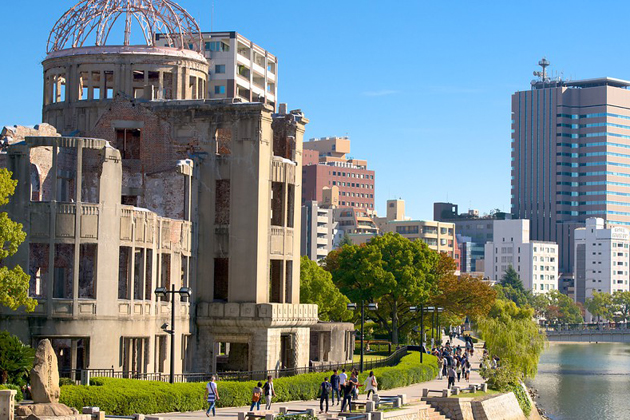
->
263, 375, 276, 410
339, 369, 348, 386
363, 371, 378, 400
204, 375, 220, 417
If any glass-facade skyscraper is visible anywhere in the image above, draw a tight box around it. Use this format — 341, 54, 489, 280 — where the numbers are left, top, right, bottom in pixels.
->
511, 64, 630, 276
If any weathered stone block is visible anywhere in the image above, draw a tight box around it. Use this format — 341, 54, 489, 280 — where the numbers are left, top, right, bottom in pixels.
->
30, 339, 60, 403
0, 389, 16, 420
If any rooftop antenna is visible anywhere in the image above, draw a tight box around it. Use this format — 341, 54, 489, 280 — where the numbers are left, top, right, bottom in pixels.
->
533, 57, 550, 82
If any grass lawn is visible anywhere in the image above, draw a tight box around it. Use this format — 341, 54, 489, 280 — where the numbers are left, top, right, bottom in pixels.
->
450, 389, 499, 399
352, 352, 390, 362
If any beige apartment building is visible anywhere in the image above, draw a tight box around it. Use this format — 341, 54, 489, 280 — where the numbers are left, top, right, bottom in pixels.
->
155, 31, 278, 109
376, 200, 457, 259
0, 0, 335, 377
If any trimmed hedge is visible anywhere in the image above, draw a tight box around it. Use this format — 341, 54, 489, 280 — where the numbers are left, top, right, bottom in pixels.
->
60, 352, 437, 415
0, 384, 24, 402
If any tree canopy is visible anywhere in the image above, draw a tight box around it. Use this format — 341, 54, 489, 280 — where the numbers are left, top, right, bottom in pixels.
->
477, 299, 545, 383
300, 256, 352, 322
531, 289, 583, 324
430, 254, 496, 321
585, 292, 613, 322
325, 232, 441, 344
0, 331, 35, 385
500, 266, 524, 292
0, 169, 35, 312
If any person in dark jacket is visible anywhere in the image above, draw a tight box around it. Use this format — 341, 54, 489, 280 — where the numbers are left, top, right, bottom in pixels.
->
319, 377, 331, 413
330, 370, 341, 405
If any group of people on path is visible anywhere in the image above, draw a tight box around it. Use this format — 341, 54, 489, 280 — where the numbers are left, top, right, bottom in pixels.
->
203, 369, 379, 417
204, 375, 276, 417
432, 338, 475, 389
317, 368, 378, 413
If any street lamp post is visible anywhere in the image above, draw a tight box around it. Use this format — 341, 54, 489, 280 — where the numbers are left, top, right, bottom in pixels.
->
154, 284, 192, 384
347, 301, 378, 373
410, 305, 433, 363
435, 307, 444, 345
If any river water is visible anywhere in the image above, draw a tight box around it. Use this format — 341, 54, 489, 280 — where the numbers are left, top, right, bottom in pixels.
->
528, 343, 630, 420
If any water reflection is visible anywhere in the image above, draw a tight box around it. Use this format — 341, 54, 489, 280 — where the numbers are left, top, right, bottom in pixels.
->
528, 343, 630, 420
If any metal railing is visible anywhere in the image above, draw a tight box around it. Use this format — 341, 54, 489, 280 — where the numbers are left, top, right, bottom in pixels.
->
60, 347, 409, 383
544, 322, 630, 334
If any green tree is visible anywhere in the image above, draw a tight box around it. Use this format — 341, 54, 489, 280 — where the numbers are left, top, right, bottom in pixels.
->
300, 256, 352, 322
0, 331, 35, 385
585, 292, 612, 322
477, 299, 546, 384
610, 291, 630, 323
326, 232, 441, 344
338, 232, 353, 248
500, 266, 524, 292
0, 169, 35, 312
494, 283, 532, 307
531, 289, 583, 324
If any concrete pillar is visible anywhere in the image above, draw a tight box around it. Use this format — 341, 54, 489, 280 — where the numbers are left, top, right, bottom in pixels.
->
481, 383, 488, 392
264, 414, 274, 420
365, 401, 375, 412
238, 413, 246, 420
0, 389, 16, 420
72, 141, 83, 318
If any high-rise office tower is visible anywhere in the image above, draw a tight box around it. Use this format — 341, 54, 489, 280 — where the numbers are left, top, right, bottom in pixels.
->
511, 58, 630, 276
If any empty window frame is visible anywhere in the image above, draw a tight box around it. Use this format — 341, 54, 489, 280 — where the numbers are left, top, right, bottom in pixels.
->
116, 129, 141, 160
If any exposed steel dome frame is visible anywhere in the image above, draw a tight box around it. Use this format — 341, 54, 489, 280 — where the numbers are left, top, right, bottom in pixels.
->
47, 0, 203, 54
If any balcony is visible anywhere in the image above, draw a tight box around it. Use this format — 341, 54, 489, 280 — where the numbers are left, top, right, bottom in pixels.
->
270, 227, 294, 256
197, 302, 318, 328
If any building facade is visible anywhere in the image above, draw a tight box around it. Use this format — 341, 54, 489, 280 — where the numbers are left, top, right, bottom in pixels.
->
377, 200, 458, 262
301, 201, 337, 261
484, 219, 559, 293
155, 31, 277, 109
0, 0, 326, 376
573, 218, 630, 304
434, 202, 510, 273
302, 137, 375, 211
511, 59, 630, 276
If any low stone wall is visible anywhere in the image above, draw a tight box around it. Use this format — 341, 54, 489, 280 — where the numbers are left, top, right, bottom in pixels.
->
371, 404, 430, 420
422, 397, 475, 420
423, 392, 527, 420
471, 392, 527, 420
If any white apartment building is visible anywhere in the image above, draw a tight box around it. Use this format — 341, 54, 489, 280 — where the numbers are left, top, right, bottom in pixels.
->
574, 218, 630, 304
301, 201, 337, 261
155, 31, 277, 109
484, 219, 558, 294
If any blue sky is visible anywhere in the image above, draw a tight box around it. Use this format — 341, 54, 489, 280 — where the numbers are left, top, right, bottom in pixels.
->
2, 0, 629, 219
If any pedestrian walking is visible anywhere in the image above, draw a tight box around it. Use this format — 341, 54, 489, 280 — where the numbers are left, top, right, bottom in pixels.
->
339, 368, 348, 386
437, 357, 444, 380
330, 369, 341, 405
456, 361, 462, 382
447, 365, 456, 389
363, 371, 378, 400
340, 379, 354, 412
204, 375, 220, 417
263, 375, 275, 410
250, 382, 262, 411
319, 377, 331, 413
350, 371, 360, 400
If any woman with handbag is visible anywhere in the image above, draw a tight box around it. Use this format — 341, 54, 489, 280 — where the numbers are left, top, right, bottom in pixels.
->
363, 371, 378, 400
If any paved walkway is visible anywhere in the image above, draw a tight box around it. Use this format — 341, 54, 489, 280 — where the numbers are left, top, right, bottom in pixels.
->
159, 337, 485, 420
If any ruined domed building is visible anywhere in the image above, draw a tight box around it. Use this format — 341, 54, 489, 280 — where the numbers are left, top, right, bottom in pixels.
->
0, 0, 354, 377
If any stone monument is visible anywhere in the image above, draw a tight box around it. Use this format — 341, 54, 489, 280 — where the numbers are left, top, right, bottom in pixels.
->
14, 339, 90, 420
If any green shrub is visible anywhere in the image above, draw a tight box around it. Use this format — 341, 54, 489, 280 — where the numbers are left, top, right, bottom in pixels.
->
59, 378, 75, 386
0, 384, 24, 402
510, 384, 531, 417
60, 352, 437, 415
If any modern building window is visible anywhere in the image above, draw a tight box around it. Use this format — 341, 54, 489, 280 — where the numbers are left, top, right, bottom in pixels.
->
215, 65, 226, 74
214, 85, 226, 94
